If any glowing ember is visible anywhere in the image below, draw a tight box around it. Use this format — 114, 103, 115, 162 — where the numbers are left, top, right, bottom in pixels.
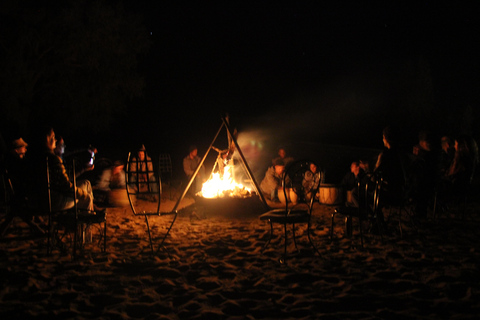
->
199, 165, 251, 199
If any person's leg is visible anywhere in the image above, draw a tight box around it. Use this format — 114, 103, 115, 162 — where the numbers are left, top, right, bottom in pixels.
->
76, 180, 94, 211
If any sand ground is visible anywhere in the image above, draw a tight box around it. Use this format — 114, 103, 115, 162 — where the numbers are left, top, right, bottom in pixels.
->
1, 188, 480, 319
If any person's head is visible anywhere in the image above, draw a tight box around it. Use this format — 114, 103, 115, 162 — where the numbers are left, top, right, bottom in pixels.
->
441, 136, 453, 153
382, 126, 398, 149
43, 127, 56, 152
189, 145, 198, 158
454, 135, 470, 154
418, 130, 433, 151
138, 144, 146, 160
278, 147, 286, 159
359, 159, 370, 172
54, 136, 65, 156
11, 137, 28, 159
112, 160, 124, 174
350, 161, 360, 176
309, 162, 317, 173
273, 158, 285, 175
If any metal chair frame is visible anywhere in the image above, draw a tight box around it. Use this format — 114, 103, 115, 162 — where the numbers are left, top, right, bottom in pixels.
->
259, 160, 322, 263
331, 178, 382, 248
48, 158, 107, 257
158, 153, 174, 200
125, 151, 177, 255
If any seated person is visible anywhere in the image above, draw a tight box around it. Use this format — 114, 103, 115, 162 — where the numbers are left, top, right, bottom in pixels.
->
340, 161, 367, 207
302, 162, 321, 201
0, 136, 45, 237
94, 160, 127, 206
260, 158, 285, 202
37, 127, 100, 214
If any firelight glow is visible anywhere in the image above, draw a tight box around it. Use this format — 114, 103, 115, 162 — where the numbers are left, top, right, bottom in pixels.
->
199, 165, 251, 199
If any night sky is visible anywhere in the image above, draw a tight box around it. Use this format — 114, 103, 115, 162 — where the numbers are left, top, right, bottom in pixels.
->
3, 1, 480, 177
123, 1, 480, 157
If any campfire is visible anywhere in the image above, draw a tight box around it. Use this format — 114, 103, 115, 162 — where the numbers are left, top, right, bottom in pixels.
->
197, 165, 252, 199
176, 116, 268, 218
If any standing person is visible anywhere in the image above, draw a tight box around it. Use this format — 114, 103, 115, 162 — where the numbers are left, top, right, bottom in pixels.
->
183, 145, 205, 195
0, 137, 45, 237
373, 126, 407, 231
374, 126, 407, 202
409, 130, 439, 218
260, 158, 285, 202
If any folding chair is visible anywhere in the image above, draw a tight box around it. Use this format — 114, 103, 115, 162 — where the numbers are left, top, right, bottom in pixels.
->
259, 160, 321, 263
125, 151, 177, 254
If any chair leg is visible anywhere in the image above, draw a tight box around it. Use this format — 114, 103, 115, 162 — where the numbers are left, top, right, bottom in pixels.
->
398, 207, 403, 238
145, 216, 154, 253
307, 221, 321, 256
283, 222, 288, 263
157, 212, 178, 253
330, 212, 336, 240
358, 218, 364, 248
262, 220, 274, 252
103, 221, 107, 252
292, 223, 298, 251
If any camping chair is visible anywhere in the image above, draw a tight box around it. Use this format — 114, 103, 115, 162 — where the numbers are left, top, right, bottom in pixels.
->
125, 151, 177, 255
259, 160, 321, 263
48, 158, 107, 257
331, 177, 382, 248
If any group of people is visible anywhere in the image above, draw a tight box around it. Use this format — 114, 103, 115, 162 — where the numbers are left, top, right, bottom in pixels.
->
256, 128, 479, 222
0, 127, 129, 237
259, 147, 317, 203
2, 125, 478, 237
339, 126, 479, 221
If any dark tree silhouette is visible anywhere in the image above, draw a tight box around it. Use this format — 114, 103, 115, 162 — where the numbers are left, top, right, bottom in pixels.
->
0, 0, 150, 137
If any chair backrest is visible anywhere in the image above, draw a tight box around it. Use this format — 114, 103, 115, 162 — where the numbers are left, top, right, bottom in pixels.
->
352, 174, 383, 218
125, 151, 161, 215
158, 153, 172, 181
282, 160, 321, 213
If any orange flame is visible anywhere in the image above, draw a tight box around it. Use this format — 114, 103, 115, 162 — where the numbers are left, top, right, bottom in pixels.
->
199, 165, 251, 198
